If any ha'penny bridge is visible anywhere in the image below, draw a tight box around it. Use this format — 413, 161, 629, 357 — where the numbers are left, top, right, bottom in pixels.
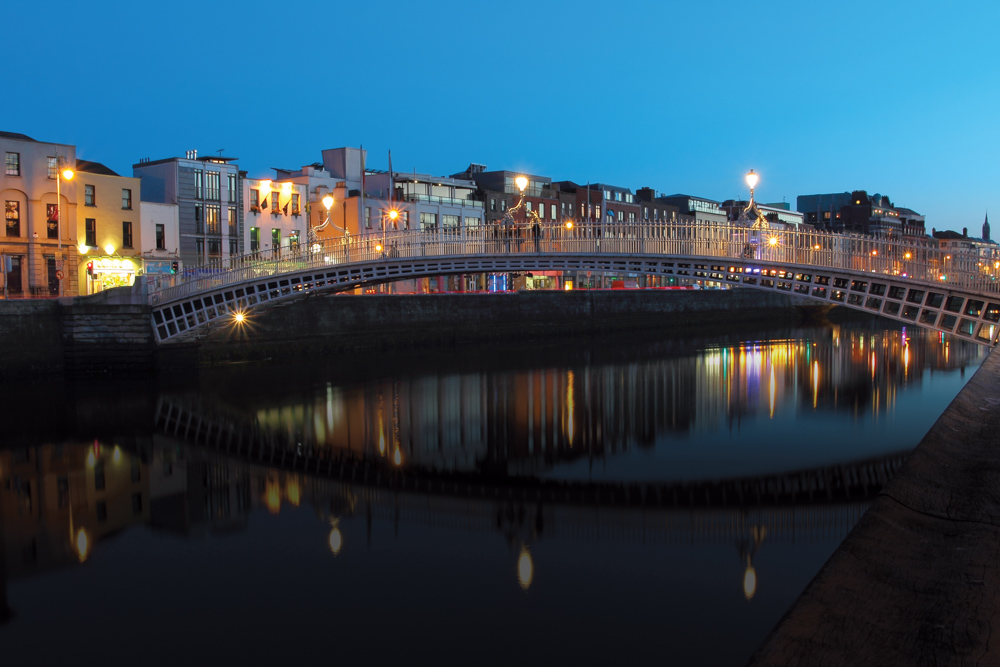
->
147, 220, 1000, 345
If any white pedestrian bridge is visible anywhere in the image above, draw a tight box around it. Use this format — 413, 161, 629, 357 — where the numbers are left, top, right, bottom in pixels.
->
147, 221, 1000, 345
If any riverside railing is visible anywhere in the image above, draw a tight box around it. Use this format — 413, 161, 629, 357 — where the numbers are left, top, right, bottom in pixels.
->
147, 220, 1000, 304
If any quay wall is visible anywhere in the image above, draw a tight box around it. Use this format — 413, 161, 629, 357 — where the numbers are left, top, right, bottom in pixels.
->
194, 289, 814, 364
0, 289, 813, 375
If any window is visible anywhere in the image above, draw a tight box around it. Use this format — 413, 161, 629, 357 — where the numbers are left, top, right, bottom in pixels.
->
442, 214, 460, 231
228, 206, 237, 236
464, 216, 479, 229
365, 206, 372, 228
228, 173, 237, 203
271, 192, 280, 214
206, 204, 221, 234
490, 198, 496, 212
249, 188, 259, 209
229, 239, 237, 256
46, 204, 58, 239
206, 171, 220, 200
419, 212, 437, 231
85, 184, 95, 206
5, 152, 19, 176
155, 224, 165, 250
644, 207, 649, 220
291, 193, 300, 215
5, 201, 20, 237
551, 204, 556, 220
122, 188, 132, 210
194, 171, 203, 199
208, 238, 221, 258
196, 238, 204, 259
85, 219, 96, 246
402, 211, 410, 229
271, 228, 280, 248
250, 227, 260, 252
47, 157, 58, 179
289, 231, 300, 247
194, 204, 203, 233
626, 194, 633, 203
122, 221, 133, 248
526, 201, 532, 212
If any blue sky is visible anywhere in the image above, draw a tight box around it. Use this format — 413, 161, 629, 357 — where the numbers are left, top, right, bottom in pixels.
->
6, 0, 997, 232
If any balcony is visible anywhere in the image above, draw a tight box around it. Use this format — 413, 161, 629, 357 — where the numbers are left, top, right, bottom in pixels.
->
400, 193, 484, 209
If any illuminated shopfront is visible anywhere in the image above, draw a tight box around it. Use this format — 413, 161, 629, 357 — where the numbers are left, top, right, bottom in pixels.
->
88, 256, 137, 292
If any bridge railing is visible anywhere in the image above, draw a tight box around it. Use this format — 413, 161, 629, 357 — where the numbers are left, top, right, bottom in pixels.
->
148, 221, 1000, 303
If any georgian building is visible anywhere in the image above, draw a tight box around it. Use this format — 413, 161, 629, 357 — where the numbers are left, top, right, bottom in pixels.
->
0, 131, 78, 296
133, 150, 243, 268
74, 161, 143, 294
242, 177, 308, 254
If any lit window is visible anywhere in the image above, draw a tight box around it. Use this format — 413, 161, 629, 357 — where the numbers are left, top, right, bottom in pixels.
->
5, 152, 20, 176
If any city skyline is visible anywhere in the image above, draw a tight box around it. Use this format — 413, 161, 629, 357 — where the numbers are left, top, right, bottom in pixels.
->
5, 0, 996, 233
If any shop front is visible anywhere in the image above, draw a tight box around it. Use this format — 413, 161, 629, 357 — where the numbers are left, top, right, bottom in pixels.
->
87, 256, 137, 294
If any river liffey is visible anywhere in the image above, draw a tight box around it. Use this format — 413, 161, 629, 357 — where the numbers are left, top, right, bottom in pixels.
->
0, 314, 986, 665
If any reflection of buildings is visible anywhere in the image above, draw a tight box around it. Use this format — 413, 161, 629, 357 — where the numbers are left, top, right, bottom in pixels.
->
216, 324, 986, 475
0, 442, 149, 599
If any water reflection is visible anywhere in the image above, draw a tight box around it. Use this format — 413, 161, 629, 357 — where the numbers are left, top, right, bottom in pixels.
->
0, 319, 988, 664
189, 322, 984, 480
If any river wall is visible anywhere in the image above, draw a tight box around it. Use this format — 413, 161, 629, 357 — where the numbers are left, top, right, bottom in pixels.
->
193, 289, 816, 365
0, 289, 814, 376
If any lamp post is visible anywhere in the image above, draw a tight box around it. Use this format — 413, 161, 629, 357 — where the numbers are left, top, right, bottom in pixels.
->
55, 157, 74, 296
738, 169, 768, 259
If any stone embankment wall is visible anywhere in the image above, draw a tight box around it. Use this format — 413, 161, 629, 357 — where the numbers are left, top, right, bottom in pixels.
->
197, 289, 815, 364
0, 289, 814, 375
0, 298, 154, 376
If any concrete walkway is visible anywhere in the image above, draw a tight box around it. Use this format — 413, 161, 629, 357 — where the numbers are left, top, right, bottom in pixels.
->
750, 346, 1000, 665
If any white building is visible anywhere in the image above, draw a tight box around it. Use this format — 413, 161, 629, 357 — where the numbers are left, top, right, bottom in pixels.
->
242, 177, 308, 254
140, 201, 180, 277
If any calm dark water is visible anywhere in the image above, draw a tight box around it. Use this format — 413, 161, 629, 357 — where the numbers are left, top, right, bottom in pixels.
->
0, 315, 986, 666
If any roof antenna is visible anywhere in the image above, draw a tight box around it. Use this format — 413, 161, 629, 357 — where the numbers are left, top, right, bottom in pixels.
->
217, 148, 224, 157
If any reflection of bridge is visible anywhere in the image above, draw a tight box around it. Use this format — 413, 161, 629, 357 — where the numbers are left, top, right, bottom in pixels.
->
148, 222, 1000, 344
155, 397, 907, 517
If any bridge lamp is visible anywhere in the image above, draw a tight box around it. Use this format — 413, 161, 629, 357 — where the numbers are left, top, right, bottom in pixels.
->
515, 176, 528, 193
905, 252, 912, 260
871, 250, 878, 256
74, 528, 90, 563
565, 221, 573, 230
767, 236, 779, 247
328, 523, 343, 556
745, 169, 759, 191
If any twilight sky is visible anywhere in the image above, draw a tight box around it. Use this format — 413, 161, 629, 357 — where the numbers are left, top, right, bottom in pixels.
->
5, 0, 997, 233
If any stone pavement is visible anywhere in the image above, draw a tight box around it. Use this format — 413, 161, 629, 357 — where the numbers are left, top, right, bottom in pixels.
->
749, 346, 1000, 666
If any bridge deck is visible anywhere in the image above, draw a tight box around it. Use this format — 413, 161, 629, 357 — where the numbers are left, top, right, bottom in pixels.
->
145, 222, 1000, 345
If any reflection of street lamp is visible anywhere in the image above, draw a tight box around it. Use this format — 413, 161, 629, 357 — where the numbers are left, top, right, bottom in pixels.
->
517, 545, 534, 590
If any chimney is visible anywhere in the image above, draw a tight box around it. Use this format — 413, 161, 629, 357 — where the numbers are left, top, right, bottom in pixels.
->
963, 227, 968, 237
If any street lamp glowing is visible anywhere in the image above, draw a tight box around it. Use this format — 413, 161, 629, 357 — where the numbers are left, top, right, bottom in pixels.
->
62, 168, 74, 180
768, 236, 779, 247
515, 176, 528, 192
104, 244, 115, 255
565, 221, 573, 230
388, 209, 398, 221
743, 565, 757, 600
517, 546, 534, 590
745, 169, 759, 191
322, 195, 334, 211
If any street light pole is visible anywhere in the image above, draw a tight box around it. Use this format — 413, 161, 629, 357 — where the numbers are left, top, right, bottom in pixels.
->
55, 155, 74, 297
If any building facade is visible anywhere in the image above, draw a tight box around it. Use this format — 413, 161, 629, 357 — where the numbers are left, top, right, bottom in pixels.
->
133, 150, 243, 267
74, 161, 143, 294
0, 131, 78, 296
139, 201, 180, 279
797, 191, 926, 238
242, 178, 308, 254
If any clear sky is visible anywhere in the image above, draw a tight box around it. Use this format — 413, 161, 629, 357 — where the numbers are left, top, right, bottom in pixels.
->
5, 0, 997, 233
